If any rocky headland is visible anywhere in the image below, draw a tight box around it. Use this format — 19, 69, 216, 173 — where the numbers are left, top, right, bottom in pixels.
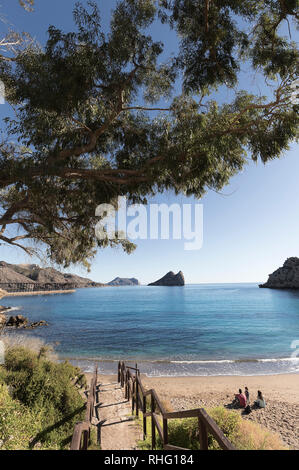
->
148, 271, 185, 286
0, 261, 104, 292
259, 257, 299, 289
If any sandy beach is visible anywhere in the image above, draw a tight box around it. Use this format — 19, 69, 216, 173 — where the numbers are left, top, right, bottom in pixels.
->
90, 372, 299, 450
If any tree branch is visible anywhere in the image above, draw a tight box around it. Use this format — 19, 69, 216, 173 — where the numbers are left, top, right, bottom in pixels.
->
122, 106, 170, 112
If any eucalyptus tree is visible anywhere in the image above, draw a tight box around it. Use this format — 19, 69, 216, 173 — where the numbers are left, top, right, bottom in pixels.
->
0, 0, 298, 267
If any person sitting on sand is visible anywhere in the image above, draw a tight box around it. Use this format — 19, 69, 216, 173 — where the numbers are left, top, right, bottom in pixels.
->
233, 388, 246, 408
245, 386, 250, 404
254, 390, 266, 408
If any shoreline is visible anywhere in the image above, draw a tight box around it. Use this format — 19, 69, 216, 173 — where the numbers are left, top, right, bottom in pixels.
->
3, 289, 76, 297
65, 355, 299, 377
86, 372, 299, 404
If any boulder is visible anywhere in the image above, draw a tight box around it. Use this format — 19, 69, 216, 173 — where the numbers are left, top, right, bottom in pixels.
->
0, 305, 10, 313
25, 320, 48, 329
259, 257, 299, 289
148, 271, 185, 286
6, 315, 28, 327
0, 313, 6, 328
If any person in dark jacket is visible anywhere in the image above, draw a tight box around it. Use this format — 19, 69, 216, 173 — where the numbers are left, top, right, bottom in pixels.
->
245, 386, 250, 404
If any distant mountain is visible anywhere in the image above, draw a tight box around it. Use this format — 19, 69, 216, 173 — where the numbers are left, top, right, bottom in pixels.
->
259, 257, 299, 289
148, 271, 185, 286
0, 261, 104, 288
108, 277, 139, 286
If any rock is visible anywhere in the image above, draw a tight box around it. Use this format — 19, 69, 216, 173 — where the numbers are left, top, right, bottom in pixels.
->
6, 314, 28, 327
25, 320, 48, 329
259, 257, 299, 289
148, 271, 185, 286
107, 277, 140, 286
0, 313, 6, 327
0, 305, 10, 313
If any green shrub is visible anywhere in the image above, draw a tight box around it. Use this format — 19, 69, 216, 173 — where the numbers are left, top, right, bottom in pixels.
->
0, 383, 42, 450
207, 407, 241, 449
138, 416, 200, 450
138, 406, 287, 451
1, 347, 86, 449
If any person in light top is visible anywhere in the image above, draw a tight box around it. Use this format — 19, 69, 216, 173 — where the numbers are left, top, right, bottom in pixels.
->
254, 390, 266, 408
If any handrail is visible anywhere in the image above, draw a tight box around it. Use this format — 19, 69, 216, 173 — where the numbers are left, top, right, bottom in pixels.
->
70, 364, 98, 450
118, 361, 235, 451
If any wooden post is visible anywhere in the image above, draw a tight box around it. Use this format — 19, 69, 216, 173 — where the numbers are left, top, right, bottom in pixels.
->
132, 379, 135, 414
118, 361, 120, 383
82, 428, 89, 450
143, 395, 147, 440
124, 372, 127, 399
135, 376, 139, 418
120, 364, 123, 387
126, 370, 130, 400
198, 416, 208, 450
163, 418, 168, 448
151, 392, 156, 450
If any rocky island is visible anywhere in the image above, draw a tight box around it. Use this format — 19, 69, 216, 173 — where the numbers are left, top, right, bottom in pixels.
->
148, 271, 185, 286
108, 277, 139, 286
259, 257, 299, 289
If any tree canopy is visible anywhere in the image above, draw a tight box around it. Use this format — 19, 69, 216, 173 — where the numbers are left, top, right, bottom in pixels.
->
0, 0, 298, 267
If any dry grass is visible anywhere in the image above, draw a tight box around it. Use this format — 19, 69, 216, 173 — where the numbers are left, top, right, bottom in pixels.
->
238, 418, 287, 450
160, 397, 174, 413
207, 407, 288, 450
1, 334, 58, 361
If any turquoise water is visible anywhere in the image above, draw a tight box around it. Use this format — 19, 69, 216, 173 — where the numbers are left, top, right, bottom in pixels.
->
2, 284, 299, 376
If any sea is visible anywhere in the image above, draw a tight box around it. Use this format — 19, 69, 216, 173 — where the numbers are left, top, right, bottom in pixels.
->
2, 283, 299, 377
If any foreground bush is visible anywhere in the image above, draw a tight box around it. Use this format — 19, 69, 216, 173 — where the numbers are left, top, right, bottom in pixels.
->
0, 346, 86, 449
138, 406, 287, 451
0, 383, 42, 450
208, 407, 286, 450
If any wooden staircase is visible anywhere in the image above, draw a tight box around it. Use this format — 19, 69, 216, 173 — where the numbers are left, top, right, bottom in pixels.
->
70, 362, 235, 451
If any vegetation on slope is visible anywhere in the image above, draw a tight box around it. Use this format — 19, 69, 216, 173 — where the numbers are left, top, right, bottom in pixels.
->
138, 406, 287, 451
0, 346, 87, 450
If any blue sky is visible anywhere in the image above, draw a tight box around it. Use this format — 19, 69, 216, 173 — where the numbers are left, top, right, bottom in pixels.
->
0, 0, 298, 285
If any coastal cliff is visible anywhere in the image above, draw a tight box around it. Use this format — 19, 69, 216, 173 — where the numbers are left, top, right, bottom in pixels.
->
148, 271, 185, 286
259, 257, 299, 289
0, 261, 142, 292
0, 261, 104, 291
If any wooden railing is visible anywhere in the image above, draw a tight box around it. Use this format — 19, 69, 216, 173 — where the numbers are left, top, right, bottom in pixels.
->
70, 365, 98, 450
118, 361, 235, 451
